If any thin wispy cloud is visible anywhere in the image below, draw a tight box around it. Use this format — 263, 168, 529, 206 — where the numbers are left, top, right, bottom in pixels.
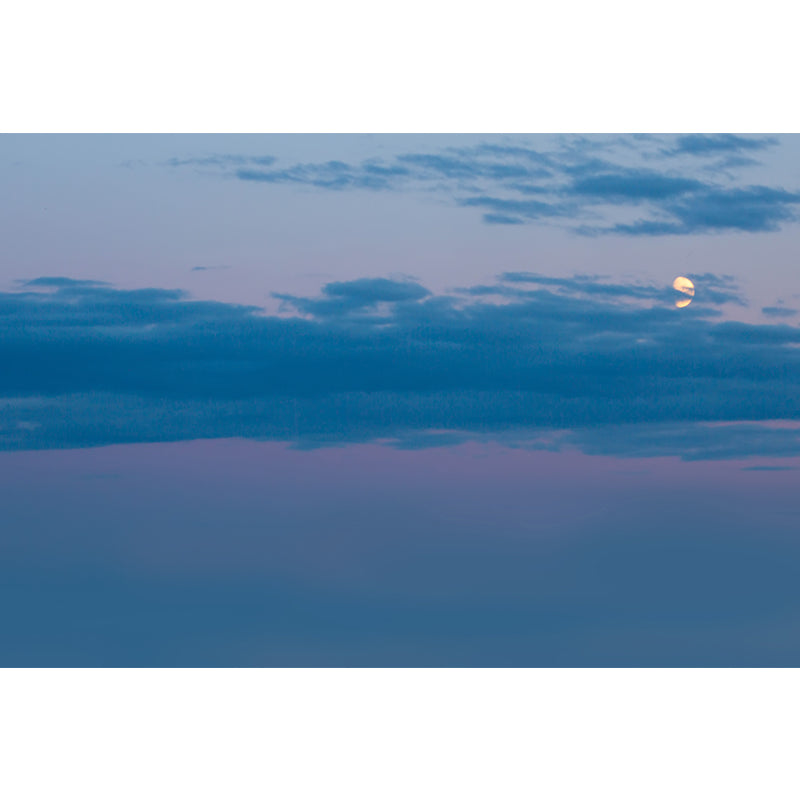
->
762, 305, 797, 318
166, 155, 277, 168
165, 135, 799, 236
741, 465, 797, 471
663, 134, 779, 157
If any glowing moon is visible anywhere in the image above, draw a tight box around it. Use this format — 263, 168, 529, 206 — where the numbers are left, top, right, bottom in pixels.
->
673, 276, 695, 308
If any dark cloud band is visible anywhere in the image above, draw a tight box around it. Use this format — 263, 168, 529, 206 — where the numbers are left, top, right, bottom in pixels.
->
1, 274, 798, 458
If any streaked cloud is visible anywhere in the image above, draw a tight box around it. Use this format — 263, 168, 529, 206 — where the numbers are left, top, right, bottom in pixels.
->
762, 305, 797, 318
165, 135, 799, 236
663, 134, 779, 157
606, 186, 800, 235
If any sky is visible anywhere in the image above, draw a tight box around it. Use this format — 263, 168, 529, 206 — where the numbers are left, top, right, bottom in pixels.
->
2, 133, 800, 665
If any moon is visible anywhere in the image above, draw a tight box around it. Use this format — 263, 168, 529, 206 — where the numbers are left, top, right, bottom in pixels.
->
673, 276, 695, 308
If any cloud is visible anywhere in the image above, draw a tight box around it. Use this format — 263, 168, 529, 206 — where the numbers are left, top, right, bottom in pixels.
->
235, 160, 408, 190
596, 186, 800, 236
21, 276, 109, 288
668, 186, 800, 232
665, 134, 779, 157
2, 273, 799, 458
482, 213, 525, 225
741, 465, 797, 471
763, 306, 797, 318
489, 271, 745, 306
166, 155, 277, 168
273, 277, 430, 317
458, 195, 569, 219
568, 169, 705, 200
165, 135, 800, 237
551, 422, 800, 461
395, 152, 544, 181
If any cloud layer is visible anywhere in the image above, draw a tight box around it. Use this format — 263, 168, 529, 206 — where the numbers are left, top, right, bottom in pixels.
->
166, 135, 800, 235
2, 273, 799, 458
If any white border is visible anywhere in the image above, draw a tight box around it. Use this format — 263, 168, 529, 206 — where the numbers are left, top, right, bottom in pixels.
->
3, 0, 800, 132
2, 668, 797, 799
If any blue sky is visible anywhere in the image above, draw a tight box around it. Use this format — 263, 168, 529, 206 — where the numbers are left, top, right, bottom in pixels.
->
1, 133, 799, 665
